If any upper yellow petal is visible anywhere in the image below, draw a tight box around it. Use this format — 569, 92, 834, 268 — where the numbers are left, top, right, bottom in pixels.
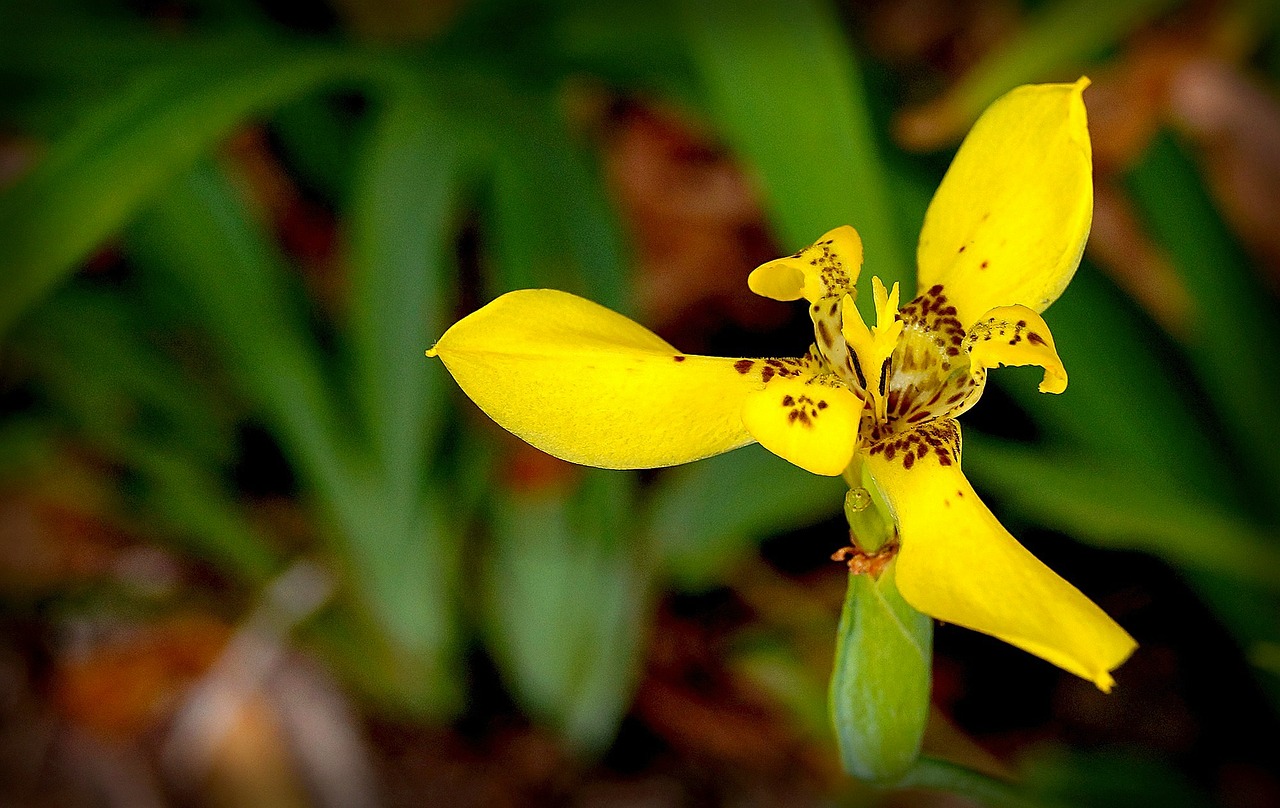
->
428, 289, 768, 469
749, 225, 864, 303
741, 374, 863, 476
916, 79, 1093, 328
965, 304, 1067, 394
864, 420, 1136, 690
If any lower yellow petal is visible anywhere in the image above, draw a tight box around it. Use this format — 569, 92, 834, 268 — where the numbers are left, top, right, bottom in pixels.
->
864, 421, 1136, 690
741, 375, 863, 476
966, 305, 1068, 394
428, 289, 773, 469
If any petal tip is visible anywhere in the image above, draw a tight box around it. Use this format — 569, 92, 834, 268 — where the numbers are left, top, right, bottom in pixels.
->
425, 345, 440, 358
748, 261, 806, 302
1037, 372, 1068, 395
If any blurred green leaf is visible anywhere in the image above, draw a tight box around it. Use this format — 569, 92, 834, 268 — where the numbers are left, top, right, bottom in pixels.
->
483, 470, 649, 754
0, 41, 401, 338
549, 0, 698, 102
1022, 747, 1213, 808
678, 0, 909, 319
129, 159, 462, 716
347, 86, 461, 504
644, 443, 845, 590
1126, 133, 1280, 511
481, 86, 631, 313
965, 435, 1280, 589
894, 757, 1044, 808
18, 288, 237, 466
830, 564, 931, 781
121, 443, 282, 584
996, 266, 1236, 504
12, 287, 277, 582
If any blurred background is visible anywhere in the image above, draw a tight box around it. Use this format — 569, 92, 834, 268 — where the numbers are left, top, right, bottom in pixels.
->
1, 0, 1279, 805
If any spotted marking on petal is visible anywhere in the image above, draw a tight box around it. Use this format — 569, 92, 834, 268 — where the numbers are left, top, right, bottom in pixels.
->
866, 418, 962, 470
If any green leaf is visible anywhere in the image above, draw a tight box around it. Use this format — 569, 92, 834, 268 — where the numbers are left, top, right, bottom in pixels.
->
0, 41, 400, 337
678, 0, 908, 318
830, 563, 932, 782
17, 287, 237, 465
12, 288, 277, 583
483, 470, 649, 754
1021, 747, 1213, 808
999, 265, 1235, 503
1126, 132, 1280, 510
122, 443, 282, 584
644, 443, 845, 590
894, 757, 1045, 808
481, 87, 631, 313
964, 436, 1280, 588
347, 86, 461, 503
129, 160, 462, 716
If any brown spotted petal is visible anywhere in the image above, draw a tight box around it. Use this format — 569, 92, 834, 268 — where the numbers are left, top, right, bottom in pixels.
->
748, 225, 864, 303
742, 373, 864, 476
965, 305, 1067, 394
427, 289, 780, 469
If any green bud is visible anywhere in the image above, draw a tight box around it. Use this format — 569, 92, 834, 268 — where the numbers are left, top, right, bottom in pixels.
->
829, 559, 932, 781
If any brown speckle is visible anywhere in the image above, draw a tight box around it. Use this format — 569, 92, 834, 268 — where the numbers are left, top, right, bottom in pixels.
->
673, 355, 686, 362
1027, 332, 1046, 346
782, 395, 795, 407
734, 360, 754, 374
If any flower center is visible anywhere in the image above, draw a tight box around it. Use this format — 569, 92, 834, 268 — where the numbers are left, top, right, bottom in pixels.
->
862, 284, 984, 444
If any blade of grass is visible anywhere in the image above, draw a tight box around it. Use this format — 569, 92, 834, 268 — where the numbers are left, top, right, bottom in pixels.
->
678, 0, 908, 318
14, 289, 278, 581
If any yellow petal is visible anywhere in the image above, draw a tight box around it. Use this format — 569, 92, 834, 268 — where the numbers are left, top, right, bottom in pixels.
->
428, 289, 775, 469
749, 225, 864, 303
742, 375, 863, 476
966, 305, 1067, 394
917, 79, 1093, 327
864, 420, 1136, 690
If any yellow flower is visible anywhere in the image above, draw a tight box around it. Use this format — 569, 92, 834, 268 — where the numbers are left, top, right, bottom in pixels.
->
427, 78, 1136, 690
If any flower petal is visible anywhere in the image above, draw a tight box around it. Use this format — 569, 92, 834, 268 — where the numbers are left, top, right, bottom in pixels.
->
428, 289, 771, 469
742, 375, 863, 476
864, 420, 1136, 690
749, 225, 863, 303
966, 305, 1067, 394
917, 79, 1093, 327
